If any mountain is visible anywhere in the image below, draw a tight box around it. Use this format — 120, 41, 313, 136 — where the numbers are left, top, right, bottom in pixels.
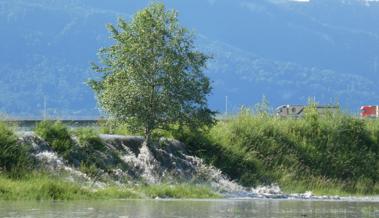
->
1, 0, 379, 117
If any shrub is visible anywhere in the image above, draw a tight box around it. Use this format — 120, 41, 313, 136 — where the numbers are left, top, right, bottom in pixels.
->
0, 122, 32, 176
74, 128, 104, 151
35, 121, 74, 157
79, 162, 99, 178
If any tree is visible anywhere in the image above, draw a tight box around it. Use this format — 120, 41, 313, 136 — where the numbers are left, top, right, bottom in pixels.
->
89, 3, 214, 145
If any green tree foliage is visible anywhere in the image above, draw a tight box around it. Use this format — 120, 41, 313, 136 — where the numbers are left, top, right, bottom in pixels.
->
89, 3, 214, 144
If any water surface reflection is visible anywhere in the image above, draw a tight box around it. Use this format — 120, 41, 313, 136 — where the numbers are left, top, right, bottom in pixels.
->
0, 199, 378, 218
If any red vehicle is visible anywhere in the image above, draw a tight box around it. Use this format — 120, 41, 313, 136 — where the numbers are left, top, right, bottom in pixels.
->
360, 105, 379, 118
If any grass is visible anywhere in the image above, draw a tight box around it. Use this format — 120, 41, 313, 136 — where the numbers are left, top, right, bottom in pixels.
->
0, 173, 220, 201
191, 107, 379, 195
0, 173, 94, 200
0, 121, 33, 176
278, 175, 352, 196
280, 176, 379, 196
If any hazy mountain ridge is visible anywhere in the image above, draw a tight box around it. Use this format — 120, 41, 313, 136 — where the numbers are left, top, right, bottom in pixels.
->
202, 38, 378, 112
235, 0, 379, 77
1, 0, 379, 117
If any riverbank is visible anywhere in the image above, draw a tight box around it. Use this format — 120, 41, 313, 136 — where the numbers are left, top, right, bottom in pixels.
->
2, 172, 379, 201
1, 111, 379, 200
0, 120, 235, 200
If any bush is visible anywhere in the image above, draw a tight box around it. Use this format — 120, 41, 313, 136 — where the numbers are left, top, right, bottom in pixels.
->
0, 122, 32, 176
74, 128, 104, 151
35, 121, 74, 157
79, 162, 99, 178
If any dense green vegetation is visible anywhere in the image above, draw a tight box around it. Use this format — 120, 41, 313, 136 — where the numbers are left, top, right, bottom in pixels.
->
35, 121, 74, 158
186, 108, 379, 195
0, 122, 33, 177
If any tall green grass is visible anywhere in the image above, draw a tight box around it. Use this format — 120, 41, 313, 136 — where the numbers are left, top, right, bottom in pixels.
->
0, 122, 33, 177
201, 108, 379, 194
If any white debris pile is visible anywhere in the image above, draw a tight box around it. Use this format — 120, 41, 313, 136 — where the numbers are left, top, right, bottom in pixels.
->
183, 154, 245, 193
121, 144, 163, 184
34, 151, 88, 179
33, 151, 105, 188
250, 185, 287, 198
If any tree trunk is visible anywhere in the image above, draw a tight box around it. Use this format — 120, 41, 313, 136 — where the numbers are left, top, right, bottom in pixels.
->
144, 128, 152, 148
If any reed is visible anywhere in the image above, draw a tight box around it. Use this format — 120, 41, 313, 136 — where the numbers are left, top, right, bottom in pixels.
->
203, 108, 379, 194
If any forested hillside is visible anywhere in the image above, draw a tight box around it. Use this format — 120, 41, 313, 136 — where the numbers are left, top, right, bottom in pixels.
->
1, 0, 379, 117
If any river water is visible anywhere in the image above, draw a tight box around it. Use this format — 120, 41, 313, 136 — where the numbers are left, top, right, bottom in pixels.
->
0, 199, 378, 218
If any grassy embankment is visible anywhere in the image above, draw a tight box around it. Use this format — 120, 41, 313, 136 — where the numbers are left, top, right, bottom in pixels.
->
0, 121, 219, 200
177, 107, 379, 196
2, 105, 379, 199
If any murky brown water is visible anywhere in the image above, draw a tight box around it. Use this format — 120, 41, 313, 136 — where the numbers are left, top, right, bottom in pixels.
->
0, 199, 378, 218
